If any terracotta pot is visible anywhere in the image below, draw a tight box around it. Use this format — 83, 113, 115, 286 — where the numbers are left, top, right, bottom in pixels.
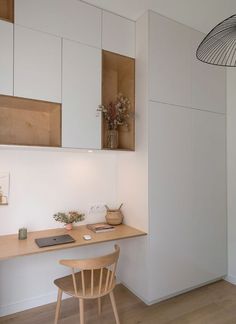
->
65, 223, 73, 230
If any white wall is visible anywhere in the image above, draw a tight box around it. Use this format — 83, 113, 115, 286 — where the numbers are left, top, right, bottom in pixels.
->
0, 148, 118, 235
227, 70, 236, 284
0, 147, 120, 315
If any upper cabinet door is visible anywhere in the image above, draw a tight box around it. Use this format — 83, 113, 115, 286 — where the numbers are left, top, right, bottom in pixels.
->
102, 11, 135, 57
191, 30, 226, 113
149, 11, 191, 107
62, 40, 101, 149
14, 25, 61, 102
15, 0, 102, 48
0, 21, 13, 96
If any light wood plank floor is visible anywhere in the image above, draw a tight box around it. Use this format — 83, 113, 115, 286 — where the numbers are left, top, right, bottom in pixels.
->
1, 281, 236, 323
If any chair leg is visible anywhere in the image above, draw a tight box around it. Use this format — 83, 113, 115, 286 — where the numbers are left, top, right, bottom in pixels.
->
109, 291, 120, 324
98, 297, 102, 315
54, 289, 63, 324
79, 298, 85, 324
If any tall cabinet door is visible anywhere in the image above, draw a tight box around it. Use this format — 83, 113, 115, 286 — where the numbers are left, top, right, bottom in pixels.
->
15, 0, 102, 48
102, 11, 135, 57
148, 101, 226, 301
149, 11, 191, 107
14, 25, 61, 102
62, 39, 101, 149
0, 21, 13, 95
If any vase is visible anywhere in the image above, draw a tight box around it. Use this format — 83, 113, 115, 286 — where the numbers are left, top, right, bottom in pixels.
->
65, 223, 73, 230
18, 227, 28, 240
107, 129, 118, 149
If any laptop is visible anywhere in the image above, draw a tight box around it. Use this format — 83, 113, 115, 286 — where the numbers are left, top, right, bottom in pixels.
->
35, 234, 75, 248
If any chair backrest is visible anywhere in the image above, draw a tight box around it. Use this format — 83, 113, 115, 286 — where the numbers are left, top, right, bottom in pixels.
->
59, 244, 120, 297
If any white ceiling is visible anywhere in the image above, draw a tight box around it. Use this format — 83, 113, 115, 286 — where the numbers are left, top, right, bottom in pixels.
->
82, 0, 236, 33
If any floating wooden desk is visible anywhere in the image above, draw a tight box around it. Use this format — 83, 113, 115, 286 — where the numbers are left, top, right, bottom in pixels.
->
0, 224, 146, 261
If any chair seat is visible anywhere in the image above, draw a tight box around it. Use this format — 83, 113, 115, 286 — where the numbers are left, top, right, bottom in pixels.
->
54, 268, 116, 299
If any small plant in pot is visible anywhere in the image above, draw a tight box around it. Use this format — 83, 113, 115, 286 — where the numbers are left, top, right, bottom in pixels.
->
53, 211, 85, 230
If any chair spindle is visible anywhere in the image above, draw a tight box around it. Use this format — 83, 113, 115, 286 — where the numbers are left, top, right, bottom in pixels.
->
91, 269, 94, 296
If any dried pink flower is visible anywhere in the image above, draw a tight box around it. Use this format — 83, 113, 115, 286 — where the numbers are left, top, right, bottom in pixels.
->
98, 94, 132, 130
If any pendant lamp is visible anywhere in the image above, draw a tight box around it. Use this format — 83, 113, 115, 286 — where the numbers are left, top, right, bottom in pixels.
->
196, 14, 236, 67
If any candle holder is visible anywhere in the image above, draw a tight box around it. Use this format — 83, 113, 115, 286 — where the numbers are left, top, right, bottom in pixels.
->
18, 228, 27, 240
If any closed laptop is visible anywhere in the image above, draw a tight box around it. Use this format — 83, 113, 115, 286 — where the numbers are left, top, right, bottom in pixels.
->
35, 234, 75, 248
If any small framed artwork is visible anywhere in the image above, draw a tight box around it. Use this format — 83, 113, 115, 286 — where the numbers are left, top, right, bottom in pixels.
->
0, 172, 10, 205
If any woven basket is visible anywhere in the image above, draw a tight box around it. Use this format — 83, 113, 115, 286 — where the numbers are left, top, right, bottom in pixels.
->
105, 210, 123, 225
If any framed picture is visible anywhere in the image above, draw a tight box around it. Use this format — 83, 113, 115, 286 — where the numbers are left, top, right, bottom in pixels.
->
0, 172, 10, 205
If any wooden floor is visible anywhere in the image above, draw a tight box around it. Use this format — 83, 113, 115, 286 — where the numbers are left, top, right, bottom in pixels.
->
1, 281, 236, 323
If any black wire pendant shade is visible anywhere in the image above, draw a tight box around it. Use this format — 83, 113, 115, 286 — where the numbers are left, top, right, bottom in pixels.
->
196, 14, 236, 67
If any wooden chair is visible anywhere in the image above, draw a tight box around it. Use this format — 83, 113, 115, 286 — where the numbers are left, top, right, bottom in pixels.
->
54, 244, 120, 324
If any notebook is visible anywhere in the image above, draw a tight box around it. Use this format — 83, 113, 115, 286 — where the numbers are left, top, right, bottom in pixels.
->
87, 223, 115, 233
35, 234, 75, 248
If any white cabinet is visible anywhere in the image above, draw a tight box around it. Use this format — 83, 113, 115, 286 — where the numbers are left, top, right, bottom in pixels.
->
191, 30, 226, 113
148, 101, 227, 300
102, 11, 135, 57
62, 40, 101, 149
15, 0, 102, 48
148, 101, 193, 300
192, 109, 227, 280
148, 12, 226, 113
149, 11, 191, 107
14, 25, 61, 102
0, 21, 13, 95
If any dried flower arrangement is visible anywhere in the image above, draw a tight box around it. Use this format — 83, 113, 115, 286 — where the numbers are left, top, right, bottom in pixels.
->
98, 93, 132, 130
53, 211, 85, 225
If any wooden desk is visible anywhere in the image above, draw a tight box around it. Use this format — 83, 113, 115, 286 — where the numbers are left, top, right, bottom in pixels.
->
0, 224, 146, 261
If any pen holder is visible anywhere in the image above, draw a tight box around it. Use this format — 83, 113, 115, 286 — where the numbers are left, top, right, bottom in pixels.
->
18, 228, 27, 240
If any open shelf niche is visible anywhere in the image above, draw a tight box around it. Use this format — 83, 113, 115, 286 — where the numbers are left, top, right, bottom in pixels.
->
0, 0, 14, 23
102, 50, 135, 151
0, 95, 61, 147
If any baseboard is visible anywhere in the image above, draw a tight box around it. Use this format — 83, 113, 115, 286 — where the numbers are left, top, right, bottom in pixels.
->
0, 276, 226, 317
122, 276, 226, 306
146, 276, 226, 306
120, 281, 150, 305
0, 291, 70, 317
0, 278, 122, 317
224, 275, 236, 285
